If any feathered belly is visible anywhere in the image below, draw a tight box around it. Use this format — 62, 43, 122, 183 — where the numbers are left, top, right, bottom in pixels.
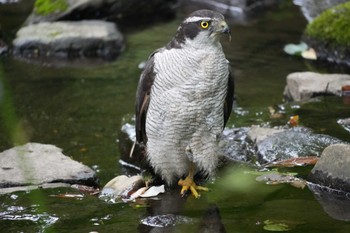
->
145, 48, 229, 184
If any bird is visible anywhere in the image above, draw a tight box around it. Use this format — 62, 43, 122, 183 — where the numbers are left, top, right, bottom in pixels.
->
135, 9, 234, 198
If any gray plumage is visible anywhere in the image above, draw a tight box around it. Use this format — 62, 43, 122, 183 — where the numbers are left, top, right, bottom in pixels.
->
135, 9, 234, 186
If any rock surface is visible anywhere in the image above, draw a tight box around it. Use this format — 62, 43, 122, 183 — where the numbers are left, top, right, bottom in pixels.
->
25, 0, 176, 26
251, 127, 343, 163
0, 143, 97, 190
338, 118, 350, 133
12, 20, 124, 62
284, 72, 350, 102
294, 0, 348, 22
302, 2, 350, 66
309, 144, 350, 193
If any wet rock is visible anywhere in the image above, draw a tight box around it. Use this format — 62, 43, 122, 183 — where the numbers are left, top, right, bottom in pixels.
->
25, 0, 176, 26
308, 144, 350, 193
12, 20, 124, 62
198, 204, 226, 233
338, 118, 350, 133
303, 2, 350, 66
181, 0, 280, 24
251, 127, 343, 163
293, 0, 348, 22
247, 126, 285, 143
0, 143, 98, 191
283, 72, 350, 102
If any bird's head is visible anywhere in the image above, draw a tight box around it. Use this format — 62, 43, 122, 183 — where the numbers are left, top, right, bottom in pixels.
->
172, 9, 231, 48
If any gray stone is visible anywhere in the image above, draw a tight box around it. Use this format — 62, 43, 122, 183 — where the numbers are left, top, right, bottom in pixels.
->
12, 20, 124, 61
294, 0, 348, 22
309, 144, 350, 192
247, 125, 285, 144
0, 143, 97, 189
338, 118, 350, 133
255, 127, 343, 163
25, 0, 176, 26
284, 72, 350, 102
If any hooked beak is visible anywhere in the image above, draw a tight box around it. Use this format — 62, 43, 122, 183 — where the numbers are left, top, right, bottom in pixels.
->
220, 21, 231, 41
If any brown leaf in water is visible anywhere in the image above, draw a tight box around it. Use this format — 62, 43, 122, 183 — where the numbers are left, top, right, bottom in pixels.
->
288, 115, 299, 127
265, 156, 318, 168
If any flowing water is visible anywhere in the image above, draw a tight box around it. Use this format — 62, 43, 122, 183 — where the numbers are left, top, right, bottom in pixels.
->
1, 1, 350, 232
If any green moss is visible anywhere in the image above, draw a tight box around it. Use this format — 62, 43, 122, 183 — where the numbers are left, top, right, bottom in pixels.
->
34, 0, 69, 16
305, 2, 350, 47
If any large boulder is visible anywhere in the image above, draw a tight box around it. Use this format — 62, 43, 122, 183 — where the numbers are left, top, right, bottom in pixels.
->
25, 0, 177, 26
308, 144, 350, 193
284, 72, 350, 102
303, 2, 350, 66
0, 143, 98, 191
12, 20, 124, 62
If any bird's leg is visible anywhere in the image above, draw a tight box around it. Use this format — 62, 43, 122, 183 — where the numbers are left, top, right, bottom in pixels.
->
178, 163, 208, 198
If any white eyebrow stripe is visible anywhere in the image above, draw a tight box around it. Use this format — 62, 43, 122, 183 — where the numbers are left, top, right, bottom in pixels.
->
184, 16, 212, 23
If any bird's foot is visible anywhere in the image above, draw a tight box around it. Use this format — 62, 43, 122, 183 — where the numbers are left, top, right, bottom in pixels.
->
178, 177, 208, 198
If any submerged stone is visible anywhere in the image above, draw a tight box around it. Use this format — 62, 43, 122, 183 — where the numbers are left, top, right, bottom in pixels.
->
309, 144, 350, 193
0, 143, 98, 190
12, 20, 124, 62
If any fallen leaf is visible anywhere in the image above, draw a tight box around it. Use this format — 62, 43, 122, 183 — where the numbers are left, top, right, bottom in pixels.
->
129, 186, 148, 200
265, 156, 319, 168
301, 48, 317, 60
288, 115, 299, 127
140, 185, 165, 198
71, 184, 100, 195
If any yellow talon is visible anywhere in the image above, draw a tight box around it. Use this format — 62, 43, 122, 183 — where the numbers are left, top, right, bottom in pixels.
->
178, 176, 208, 198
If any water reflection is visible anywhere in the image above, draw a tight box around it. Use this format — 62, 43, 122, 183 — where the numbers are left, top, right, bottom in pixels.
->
308, 182, 350, 222
137, 190, 226, 233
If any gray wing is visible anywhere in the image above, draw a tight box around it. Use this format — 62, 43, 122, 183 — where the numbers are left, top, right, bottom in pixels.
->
135, 53, 157, 145
223, 67, 234, 128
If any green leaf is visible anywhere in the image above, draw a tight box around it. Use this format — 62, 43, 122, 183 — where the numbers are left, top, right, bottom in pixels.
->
263, 220, 290, 231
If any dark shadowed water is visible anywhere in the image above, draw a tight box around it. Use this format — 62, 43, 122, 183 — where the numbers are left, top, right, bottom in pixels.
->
1, 1, 350, 232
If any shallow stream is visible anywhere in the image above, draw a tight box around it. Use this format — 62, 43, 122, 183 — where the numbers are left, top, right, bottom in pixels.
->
0, 1, 350, 232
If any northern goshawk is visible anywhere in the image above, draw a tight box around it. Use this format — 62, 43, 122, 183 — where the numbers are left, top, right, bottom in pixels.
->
135, 9, 234, 198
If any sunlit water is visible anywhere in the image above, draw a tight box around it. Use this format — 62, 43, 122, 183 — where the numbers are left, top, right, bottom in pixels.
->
1, 1, 350, 232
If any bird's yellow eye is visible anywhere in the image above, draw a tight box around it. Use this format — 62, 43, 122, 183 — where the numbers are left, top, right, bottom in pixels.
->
200, 21, 209, 29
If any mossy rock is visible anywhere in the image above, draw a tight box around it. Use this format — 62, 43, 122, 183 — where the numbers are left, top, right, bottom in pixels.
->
34, 0, 69, 16
303, 2, 350, 66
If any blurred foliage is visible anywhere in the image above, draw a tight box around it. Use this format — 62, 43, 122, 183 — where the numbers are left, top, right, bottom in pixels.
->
34, 0, 69, 16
